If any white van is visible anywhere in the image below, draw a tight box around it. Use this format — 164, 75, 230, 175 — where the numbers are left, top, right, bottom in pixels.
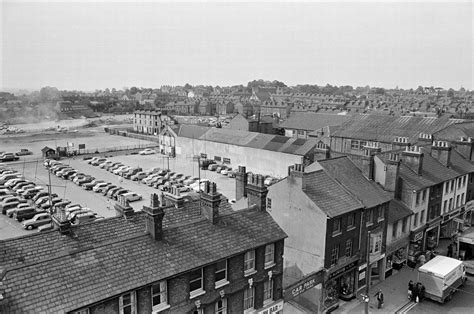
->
122, 192, 142, 202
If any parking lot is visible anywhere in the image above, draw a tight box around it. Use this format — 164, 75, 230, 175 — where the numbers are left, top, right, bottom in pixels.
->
0, 150, 238, 240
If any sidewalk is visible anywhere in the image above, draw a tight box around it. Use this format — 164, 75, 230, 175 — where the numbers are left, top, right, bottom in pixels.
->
335, 267, 420, 313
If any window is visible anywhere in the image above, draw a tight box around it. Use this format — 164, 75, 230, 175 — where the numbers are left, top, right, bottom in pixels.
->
72, 310, 89, 314
458, 178, 462, 188
366, 209, 374, 225
402, 217, 408, 233
243, 287, 255, 311
151, 281, 168, 311
189, 268, 204, 297
119, 292, 136, 314
263, 279, 274, 303
463, 175, 467, 186
244, 250, 256, 274
345, 239, 353, 257
422, 189, 427, 201
443, 200, 448, 213
456, 195, 460, 208
331, 245, 339, 266
392, 221, 398, 238
333, 218, 341, 235
264, 244, 275, 267
215, 298, 227, 314
267, 198, 272, 209
449, 198, 453, 210
347, 213, 355, 229
420, 210, 425, 224
462, 193, 465, 204
351, 140, 360, 150
451, 180, 454, 192
214, 156, 221, 162
215, 260, 228, 287
377, 207, 384, 221
370, 234, 382, 254
416, 192, 420, 205
445, 182, 449, 193
413, 213, 418, 228
297, 129, 305, 135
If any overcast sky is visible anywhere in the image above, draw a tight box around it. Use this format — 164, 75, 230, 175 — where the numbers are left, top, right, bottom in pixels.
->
1, 1, 472, 91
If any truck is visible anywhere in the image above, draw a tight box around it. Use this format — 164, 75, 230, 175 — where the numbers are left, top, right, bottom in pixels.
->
418, 255, 466, 303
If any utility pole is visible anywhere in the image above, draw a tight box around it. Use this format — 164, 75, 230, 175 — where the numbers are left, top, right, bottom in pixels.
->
47, 164, 54, 214
365, 230, 371, 314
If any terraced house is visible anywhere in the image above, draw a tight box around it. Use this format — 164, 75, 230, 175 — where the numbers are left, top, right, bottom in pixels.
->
0, 183, 287, 314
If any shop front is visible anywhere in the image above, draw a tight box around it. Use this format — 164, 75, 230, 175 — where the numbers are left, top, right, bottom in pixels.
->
408, 228, 425, 268
323, 259, 358, 311
440, 208, 463, 239
385, 237, 409, 278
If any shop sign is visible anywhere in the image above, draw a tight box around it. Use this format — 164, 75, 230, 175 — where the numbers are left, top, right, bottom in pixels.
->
466, 200, 474, 212
257, 300, 284, 314
359, 270, 366, 281
412, 231, 423, 242
283, 271, 324, 300
453, 218, 464, 224
327, 260, 358, 280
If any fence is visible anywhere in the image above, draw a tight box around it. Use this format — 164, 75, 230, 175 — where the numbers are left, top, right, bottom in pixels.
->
77, 143, 157, 155
106, 127, 160, 143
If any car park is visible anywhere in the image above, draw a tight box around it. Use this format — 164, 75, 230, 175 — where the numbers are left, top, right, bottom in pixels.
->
22, 213, 52, 230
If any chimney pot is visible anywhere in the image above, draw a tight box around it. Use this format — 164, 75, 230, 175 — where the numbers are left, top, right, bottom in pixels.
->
143, 193, 166, 241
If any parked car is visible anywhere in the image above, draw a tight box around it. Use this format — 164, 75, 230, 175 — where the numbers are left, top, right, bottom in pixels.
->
208, 164, 219, 171
131, 172, 148, 181
70, 212, 102, 225
102, 185, 118, 195
14, 207, 44, 222
221, 167, 232, 175
83, 180, 105, 190
103, 161, 121, 170
6, 203, 31, 218
22, 186, 44, 198
113, 189, 129, 200
121, 192, 142, 202
216, 165, 227, 173
0, 153, 20, 162
87, 157, 101, 165
76, 176, 95, 186
108, 163, 124, 172
22, 213, 52, 230
200, 159, 216, 170
61, 169, 77, 179
106, 187, 121, 198
93, 182, 110, 192
183, 177, 199, 185
16, 149, 33, 156
138, 148, 157, 155
33, 191, 57, 202
113, 166, 129, 175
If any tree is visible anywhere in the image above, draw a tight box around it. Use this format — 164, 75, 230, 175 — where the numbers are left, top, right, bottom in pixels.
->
447, 88, 455, 98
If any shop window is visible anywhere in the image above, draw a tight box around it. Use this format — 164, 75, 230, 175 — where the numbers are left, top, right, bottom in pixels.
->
333, 218, 342, 235
331, 245, 339, 266
422, 189, 427, 201
345, 239, 353, 257
392, 221, 398, 238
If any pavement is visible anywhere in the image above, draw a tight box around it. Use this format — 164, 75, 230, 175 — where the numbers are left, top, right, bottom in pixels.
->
335, 267, 420, 314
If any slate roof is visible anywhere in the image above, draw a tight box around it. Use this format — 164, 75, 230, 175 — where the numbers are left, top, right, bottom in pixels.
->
178, 125, 318, 156
302, 169, 363, 217
433, 121, 474, 142
1, 198, 286, 313
387, 199, 413, 223
279, 112, 349, 131
449, 149, 474, 174
332, 114, 460, 143
319, 157, 392, 208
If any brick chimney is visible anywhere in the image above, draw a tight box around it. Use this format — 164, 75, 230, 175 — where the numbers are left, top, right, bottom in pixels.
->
235, 166, 248, 200
201, 181, 221, 224
392, 136, 410, 150
454, 137, 474, 161
361, 143, 381, 180
315, 142, 330, 160
288, 163, 307, 190
401, 146, 424, 175
51, 210, 71, 235
114, 195, 135, 219
431, 141, 452, 167
164, 186, 184, 208
142, 193, 166, 241
247, 174, 268, 212
384, 153, 400, 193
418, 133, 433, 144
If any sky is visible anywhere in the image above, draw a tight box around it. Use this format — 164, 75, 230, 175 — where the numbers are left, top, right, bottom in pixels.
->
1, 1, 472, 91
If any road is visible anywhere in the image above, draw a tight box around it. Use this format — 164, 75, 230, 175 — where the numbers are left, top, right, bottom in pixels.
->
409, 276, 474, 313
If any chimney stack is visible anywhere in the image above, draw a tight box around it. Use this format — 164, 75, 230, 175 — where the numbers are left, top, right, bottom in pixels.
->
418, 133, 433, 144
51, 210, 71, 235
115, 195, 135, 219
431, 141, 452, 167
392, 136, 410, 150
164, 186, 184, 208
402, 146, 424, 175
142, 193, 166, 241
247, 174, 268, 212
201, 181, 221, 224
235, 166, 248, 200
289, 164, 307, 190
454, 137, 474, 161
384, 153, 400, 193
361, 142, 381, 180
315, 142, 330, 160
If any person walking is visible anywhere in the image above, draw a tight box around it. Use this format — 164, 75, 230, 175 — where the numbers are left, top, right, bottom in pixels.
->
374, 289, 384, 309
418, 254, 426, 267
408, 280, 414, 301
413, 282, 419, 303
447, 243, 453, 257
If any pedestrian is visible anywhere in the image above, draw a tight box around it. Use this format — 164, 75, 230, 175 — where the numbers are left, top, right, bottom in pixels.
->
408, 280, 414, 301
374, 289, 384, 309
447, 243, 453, 257
418, 254, 426, 267
413, 282, 419, 303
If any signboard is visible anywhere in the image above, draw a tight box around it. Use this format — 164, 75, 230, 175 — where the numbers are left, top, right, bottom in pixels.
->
283, 271, 324, 301
413, 231, 423, 242
223, 157, 231, 164
467, 200, 474, 212
257, 300, 284, 314
453, 217, 464, 224
359, 270, 366, 281
200, 153, 207, 159
328, 260, 358, 280
78, 144, 86, 149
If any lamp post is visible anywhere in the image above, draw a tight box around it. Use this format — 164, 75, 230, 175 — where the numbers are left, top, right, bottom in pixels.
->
365, 230, 371, 314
